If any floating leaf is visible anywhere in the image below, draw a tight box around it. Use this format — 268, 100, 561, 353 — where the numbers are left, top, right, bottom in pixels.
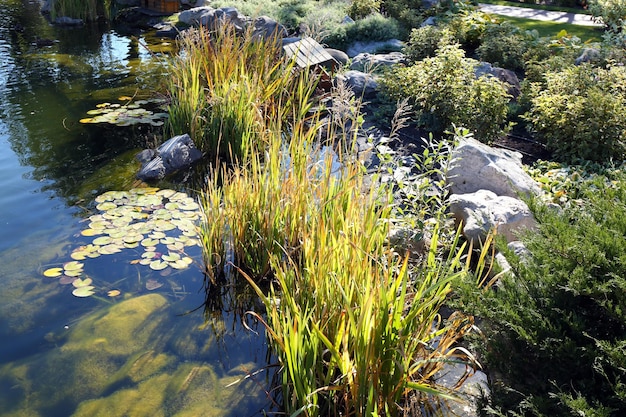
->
64, 261, 84, 272
64, 269, 83, 277
44, 267, 63, 278
98, 244, 122, 255
73, 286, 95, 297
162, 252, 181, 262
81, 228, 101, 237
150, 231, 166, 240
96, 202, 117, 211
72, 278, 93, 288
141, 238, 159, 247
93, 236, 112, 246
149, 260, 168, 271
70, 252, 87, 260
107, 289, 121, 297
170, 259, 190, 270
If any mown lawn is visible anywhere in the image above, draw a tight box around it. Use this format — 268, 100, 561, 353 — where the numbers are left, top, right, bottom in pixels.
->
496, 15, 603, 41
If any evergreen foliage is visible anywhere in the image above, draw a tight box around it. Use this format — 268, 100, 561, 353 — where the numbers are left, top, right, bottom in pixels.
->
455, 169, 626, 416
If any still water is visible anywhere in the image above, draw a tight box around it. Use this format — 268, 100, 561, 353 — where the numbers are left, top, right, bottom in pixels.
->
0, 1, 272, 415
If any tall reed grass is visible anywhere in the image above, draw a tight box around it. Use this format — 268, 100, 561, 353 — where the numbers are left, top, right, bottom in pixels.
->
166, 24, 307, 162
188, 22, 482, 417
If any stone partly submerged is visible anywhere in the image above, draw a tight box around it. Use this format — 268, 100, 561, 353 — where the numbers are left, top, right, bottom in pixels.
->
0, 294, 267, 416
136, 133, 203, 181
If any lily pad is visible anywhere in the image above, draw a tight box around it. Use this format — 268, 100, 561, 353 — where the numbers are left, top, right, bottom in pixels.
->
64, 261, 84, 272
81, 228, 101, 237
72, 286, 95, 297
80, 99, 168, 127
149, 260, 168, 271
72, 277, 93, 288
43, 267, 63, 278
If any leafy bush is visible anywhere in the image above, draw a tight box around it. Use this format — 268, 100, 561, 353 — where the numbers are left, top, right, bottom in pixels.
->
348, 0, 381, 19
381, 44, 511, 143
381, 0, 426, 33
444, 9, 498, 51
523, 64, 626, 162
477, 22, 529, 72
324, 13, 400, 50
589, 0, 626, 32
454, 170, 626, 416
404, 25, 455, 63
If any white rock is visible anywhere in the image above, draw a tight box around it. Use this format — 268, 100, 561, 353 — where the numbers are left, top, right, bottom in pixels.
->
449, 190, 537, 243
446, 137, 542, 198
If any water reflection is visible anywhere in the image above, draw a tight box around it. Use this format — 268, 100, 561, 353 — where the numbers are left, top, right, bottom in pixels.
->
0, 1, 274, 415
1, 3, 171, 205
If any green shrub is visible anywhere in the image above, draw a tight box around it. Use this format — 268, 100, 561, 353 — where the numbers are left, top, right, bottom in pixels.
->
523, 64, 626, 162
589, 0, 626, 32
348, 0, 381, 19
477, 22, 529, 72
454, 170, 626, 416
404, 25, 455, 63
381, 44, 511, 143
445, 9, 498, 51
325, 13, 400, 50
381, 0, 426, 33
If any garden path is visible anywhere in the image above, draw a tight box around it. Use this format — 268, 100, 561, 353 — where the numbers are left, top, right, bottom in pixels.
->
478, 3, 602, 26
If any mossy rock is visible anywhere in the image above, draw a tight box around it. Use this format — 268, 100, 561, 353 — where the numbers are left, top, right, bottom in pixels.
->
72, 364, 228, 417
61, 293, 168, 356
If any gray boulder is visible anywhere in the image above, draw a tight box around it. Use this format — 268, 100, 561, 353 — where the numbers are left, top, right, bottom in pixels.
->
575, 47, 601, 65
350, 52, 405, 72
334, 70, 378, 98
178, 6, 214, 26
252, 15, 287, 39
446, 137, 542, 198
210, 7, 248, 32
137, 134, 203, 181
325, 48, 349, 66
449, 189, 537, 243
475, 62, 521, 100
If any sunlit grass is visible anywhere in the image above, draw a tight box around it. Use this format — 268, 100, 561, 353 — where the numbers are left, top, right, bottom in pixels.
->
497, 15, 603, 41
166, 24, 306, 162
185, 21, 484, 417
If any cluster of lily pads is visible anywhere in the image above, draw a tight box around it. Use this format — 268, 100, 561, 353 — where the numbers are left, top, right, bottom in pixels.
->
79, 97, 168, 127
43, 188, 202, 298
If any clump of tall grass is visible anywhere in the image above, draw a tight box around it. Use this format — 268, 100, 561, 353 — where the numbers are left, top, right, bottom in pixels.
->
189, 17, 483, 416
49, 0, 112, 21
198, 90, 481, 416
166, 23, 306, 162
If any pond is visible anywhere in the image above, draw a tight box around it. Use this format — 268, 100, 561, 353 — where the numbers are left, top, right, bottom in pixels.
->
0, 1, 274, 415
